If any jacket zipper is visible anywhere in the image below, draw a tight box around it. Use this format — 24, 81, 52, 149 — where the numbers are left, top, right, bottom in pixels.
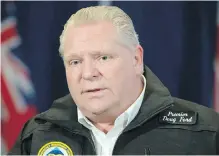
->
112, 102, 173, 155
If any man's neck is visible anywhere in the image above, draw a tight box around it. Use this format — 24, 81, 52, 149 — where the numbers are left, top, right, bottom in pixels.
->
93, 122, 114, 134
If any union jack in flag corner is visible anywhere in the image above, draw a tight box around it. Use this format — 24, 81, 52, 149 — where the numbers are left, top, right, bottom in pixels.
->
1, 2, 38, 154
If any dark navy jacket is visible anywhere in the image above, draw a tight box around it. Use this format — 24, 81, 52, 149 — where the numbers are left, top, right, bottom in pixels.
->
9, 66, 219, 155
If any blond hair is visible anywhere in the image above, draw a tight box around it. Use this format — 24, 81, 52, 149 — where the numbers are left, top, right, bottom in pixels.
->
59, 6, 139, 57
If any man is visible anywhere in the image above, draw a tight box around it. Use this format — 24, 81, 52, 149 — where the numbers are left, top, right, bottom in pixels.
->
9, 6, 219, 155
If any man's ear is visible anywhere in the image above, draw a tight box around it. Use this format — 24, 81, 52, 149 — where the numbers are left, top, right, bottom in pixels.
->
133, 45, 144, 75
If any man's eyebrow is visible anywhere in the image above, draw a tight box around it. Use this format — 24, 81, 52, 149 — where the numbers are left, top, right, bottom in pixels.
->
89, 51, 105, 56
64, 50, 110, 60
64, 54, 81, 59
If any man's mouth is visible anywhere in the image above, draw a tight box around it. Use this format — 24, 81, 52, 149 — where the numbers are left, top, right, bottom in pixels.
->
82, 88, 105, 94
87, 88, 102, 92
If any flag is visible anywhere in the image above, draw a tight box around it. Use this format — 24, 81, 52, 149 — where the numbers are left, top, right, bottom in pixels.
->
1, 2, 38, 154
214, 3, 219, 112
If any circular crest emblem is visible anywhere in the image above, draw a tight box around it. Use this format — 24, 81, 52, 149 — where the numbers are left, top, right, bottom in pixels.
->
38, 141, 73, 156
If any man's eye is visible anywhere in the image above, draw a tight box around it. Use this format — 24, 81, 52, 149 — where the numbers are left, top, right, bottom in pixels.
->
100, 56, 110, 61
70, 60, 80, 65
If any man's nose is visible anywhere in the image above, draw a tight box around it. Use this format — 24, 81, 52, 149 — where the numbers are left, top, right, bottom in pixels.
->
81, 59, 100, 80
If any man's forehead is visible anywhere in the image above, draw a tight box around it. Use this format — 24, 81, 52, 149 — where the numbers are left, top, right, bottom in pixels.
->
63, 21, 133, 57
63, 41, 133, 60
63, 23, 118, 49
65, 21, 117, 39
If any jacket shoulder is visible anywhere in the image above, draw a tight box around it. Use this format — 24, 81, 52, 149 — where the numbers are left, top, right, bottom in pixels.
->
19, 116, 40, 140
21, 94, 74, 137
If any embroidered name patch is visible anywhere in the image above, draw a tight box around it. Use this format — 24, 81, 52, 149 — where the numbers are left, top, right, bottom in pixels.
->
159, 110, 197, 125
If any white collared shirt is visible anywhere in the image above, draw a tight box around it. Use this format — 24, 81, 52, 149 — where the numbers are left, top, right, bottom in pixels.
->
78, 75, 146, 155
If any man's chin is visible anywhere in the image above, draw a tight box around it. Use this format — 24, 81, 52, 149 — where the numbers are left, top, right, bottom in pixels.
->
91, 109, 108, 116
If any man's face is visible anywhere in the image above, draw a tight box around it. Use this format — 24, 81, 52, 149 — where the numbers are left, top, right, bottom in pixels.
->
63, 21, 143, 119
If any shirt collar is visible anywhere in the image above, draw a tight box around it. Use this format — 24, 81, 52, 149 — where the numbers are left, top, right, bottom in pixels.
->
78, 75, 146, 129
